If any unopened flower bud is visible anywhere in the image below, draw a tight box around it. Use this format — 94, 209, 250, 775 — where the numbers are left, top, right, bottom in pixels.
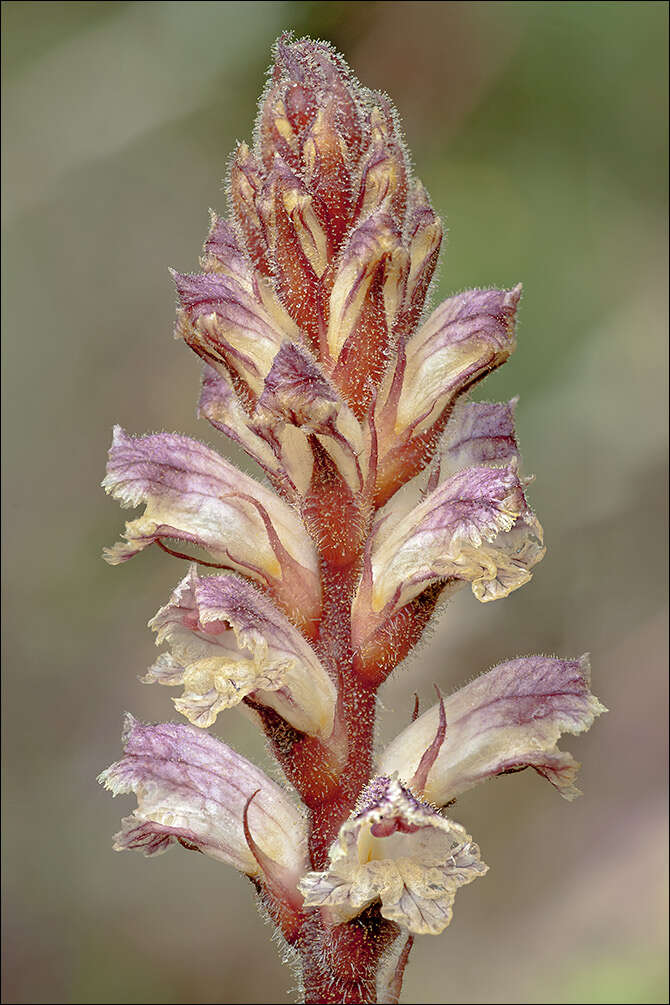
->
401, 180, 443, 332
374, 286, 521, 506
355, 102, 409, 224
229, 142, 270, 275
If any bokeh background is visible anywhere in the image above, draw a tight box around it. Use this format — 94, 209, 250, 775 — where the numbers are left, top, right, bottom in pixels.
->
2, 3, 668, 1003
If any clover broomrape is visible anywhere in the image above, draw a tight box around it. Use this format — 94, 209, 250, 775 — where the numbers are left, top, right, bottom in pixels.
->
99, 35, 605, 1004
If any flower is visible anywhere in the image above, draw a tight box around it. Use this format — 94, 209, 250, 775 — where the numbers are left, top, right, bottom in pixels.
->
379, 655, 606, 804
299, 775, 486, 935
99, 716, 307, 886
102, 425, 321, 627
352, 390, 545, 656
352, 465, 543, 651
254, 341, 364, 494
144, 564, 336, 737
373, 286, 521, 506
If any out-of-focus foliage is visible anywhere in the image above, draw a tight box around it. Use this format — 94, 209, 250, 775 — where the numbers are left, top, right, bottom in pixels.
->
2, 3, 667, 1003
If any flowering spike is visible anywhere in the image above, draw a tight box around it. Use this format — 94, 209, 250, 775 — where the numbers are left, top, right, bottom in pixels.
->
100, 34, 602, 1005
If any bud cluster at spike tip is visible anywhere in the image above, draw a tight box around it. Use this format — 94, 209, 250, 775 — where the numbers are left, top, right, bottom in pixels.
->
99, 33, 603, 1005
174, 34, 446, 439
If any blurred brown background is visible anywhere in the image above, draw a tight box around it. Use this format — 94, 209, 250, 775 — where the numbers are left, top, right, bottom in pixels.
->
2, 3, 668, 1003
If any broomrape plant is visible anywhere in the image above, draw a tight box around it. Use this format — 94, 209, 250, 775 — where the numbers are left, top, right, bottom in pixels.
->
99, 35, 605, 1004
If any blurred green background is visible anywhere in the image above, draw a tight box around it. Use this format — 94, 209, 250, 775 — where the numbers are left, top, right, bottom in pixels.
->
2, 2, 668, 1003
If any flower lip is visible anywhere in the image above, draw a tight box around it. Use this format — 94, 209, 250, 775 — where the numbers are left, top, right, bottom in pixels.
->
298, 774, 487, 935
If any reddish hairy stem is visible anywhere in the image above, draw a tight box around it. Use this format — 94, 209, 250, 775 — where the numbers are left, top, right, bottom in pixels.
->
299, 499, 408, 1000
299, 907, 401, 1004
254, 435, 426, 1000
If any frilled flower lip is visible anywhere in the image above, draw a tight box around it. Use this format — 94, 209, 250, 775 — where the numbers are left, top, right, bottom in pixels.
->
144, 565, 336, 738
298, 775, 486, 935
379, 655, 607, 805
98, 716, 308, 879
